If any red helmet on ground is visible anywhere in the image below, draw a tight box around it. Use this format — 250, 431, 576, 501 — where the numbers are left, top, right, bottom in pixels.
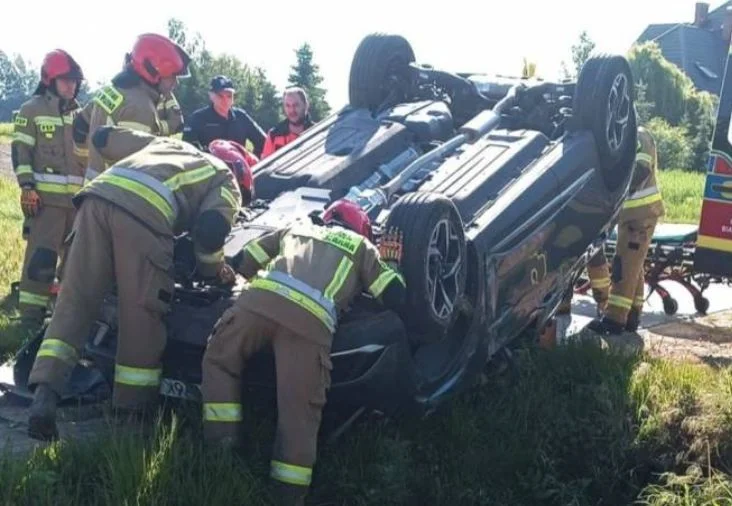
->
41, 49, 84, 86
208, 139, 256, 205
129, 33, 191, 85
322, 199, 372, 240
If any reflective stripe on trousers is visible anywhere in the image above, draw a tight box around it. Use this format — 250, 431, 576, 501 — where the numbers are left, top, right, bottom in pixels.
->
114, 364, 162, 387
270, 460, 313, 487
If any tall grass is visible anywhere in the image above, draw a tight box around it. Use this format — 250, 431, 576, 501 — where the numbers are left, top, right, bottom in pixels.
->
0, 344, 729, 505
0, 123, 12, 143
658, 169, 705, 224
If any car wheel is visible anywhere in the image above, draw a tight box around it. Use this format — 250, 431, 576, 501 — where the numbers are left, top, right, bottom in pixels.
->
384, 192, 467, 344
348, 33, 416, 112
572, 53, 637, 191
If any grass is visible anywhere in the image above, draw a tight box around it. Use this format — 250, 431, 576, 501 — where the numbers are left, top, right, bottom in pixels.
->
0, 123, 12, 144
0, 344, 729, 505
0, 166, 729, 503
658, 170, 705, 225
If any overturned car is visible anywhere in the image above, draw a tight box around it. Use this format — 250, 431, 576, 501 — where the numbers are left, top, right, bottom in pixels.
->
2, 33, 637, 417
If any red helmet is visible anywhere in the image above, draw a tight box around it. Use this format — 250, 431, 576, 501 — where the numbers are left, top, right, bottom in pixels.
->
322, 199, 373, 240
208, 139, 256, 205
129, 33, 191, 85
41, 49, 84, 86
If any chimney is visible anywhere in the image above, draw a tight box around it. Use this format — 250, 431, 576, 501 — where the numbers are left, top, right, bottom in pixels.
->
695, 2, 710, 26
724, 6, 732, 44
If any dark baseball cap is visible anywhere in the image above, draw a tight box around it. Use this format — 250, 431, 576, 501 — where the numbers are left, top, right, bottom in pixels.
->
210, 75, 235, 92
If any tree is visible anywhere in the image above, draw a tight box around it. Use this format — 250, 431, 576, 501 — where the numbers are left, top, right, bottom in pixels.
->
0, 51, 38, 121
288, 43, 330, 122
645, 117, 692, 170
627, 41, 694, 126
683, 90, 718, 171
571, 31, 596, 77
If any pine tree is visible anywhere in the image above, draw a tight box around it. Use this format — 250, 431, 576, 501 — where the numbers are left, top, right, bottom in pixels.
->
287, 43, 330, 122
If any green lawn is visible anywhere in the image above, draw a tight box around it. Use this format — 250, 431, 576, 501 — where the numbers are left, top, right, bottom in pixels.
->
658, 169, 705, 224
0, 169, 730, 504
0, 123, 12, 144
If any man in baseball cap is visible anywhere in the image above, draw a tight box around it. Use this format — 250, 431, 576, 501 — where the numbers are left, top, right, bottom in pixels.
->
182, 75, 266, 157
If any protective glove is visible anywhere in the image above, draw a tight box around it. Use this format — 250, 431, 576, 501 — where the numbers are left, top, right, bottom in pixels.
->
378, 227, 404, 269
21, 186, 42, 217
217, 263, 236, 286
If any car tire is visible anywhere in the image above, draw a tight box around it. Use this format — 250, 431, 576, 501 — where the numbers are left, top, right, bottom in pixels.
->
348, 33, 416, 112
572, 53, 637, 191
384, 191, 467, 344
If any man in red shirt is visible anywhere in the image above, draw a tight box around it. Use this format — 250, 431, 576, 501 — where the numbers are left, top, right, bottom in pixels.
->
261, 87, 314, 158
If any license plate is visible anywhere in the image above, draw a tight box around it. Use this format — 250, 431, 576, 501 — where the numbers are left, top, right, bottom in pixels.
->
160, 378, 200, 401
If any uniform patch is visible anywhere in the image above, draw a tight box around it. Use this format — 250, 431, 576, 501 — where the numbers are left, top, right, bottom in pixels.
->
93, 86, 124, 115
321, 230, 361, 255
14, 115, 28, 128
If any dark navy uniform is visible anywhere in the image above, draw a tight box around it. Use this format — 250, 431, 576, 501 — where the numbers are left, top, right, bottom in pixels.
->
182, 105, 266, 157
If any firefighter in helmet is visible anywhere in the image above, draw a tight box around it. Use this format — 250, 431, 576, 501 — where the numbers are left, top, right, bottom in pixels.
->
11, 49, 85, 334
76, 33, 191, 183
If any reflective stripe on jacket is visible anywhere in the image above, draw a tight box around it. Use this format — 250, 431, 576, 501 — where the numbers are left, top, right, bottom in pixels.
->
76, 127, 242, 278
11, 91, 85, 208
85, 78, 165, 182
621, 127, 665, 221
234, 221, 405, 343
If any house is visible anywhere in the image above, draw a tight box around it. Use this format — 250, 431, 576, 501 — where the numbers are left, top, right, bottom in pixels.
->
635, 1, 732, 95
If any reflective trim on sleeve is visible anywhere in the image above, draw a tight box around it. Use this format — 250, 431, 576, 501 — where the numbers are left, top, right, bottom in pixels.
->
244, 241, 271, 266
12, 132, 35, 146
160, 120, 170, 136
36, 338, 79, 366
270, 460, 312, 486
15, 164, 33, 176
590, 277, 611, 289
368, 269, 404, 298
98, 166, 180, 223
19, 291, 49, 307
114, 364, 162, 387
203, 403, 243, 422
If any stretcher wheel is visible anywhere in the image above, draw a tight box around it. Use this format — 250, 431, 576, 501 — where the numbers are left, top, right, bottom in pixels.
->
662, 297, 678, 316
694, 296, 710, 315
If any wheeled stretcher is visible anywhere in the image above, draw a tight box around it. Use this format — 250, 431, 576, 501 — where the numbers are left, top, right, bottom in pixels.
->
575, 223, 731, 315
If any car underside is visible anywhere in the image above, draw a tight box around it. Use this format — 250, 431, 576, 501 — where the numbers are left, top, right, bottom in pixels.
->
1, 33, 638, 419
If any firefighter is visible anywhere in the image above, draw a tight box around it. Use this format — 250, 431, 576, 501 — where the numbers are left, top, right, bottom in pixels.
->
260, 86, 314, 158
11, 49, 85, 333
200, 199, 406, 505
79, 33, 191, 183
26, 127, 250, 442
587, 126, 665, 334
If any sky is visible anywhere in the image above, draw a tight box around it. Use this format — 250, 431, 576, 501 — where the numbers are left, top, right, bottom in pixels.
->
0, 0, 721, 109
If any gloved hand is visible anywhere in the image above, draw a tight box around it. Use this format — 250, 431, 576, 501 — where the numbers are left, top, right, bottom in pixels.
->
21, 186, 42, 217
217, 263, 236, 285
379, 227, 404, 269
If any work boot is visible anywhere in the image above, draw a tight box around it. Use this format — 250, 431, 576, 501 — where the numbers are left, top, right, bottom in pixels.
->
586, 316, 625, 336
27, 383, 60, 441
272, 482, 307, 506
625, 308, 640, 333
